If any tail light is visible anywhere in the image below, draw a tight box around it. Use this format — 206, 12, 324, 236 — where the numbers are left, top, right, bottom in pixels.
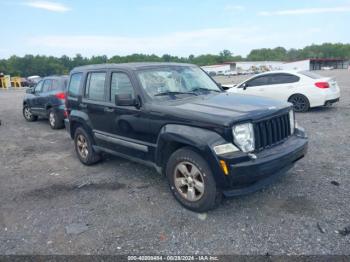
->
315, 82, 329, 88
55, 92, 66, 100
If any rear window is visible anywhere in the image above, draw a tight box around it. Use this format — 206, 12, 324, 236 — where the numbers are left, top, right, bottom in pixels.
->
299, 71, 323, 79
68, 73, 83, 97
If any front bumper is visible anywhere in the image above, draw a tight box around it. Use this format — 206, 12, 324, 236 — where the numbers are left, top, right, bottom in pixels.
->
218, 131, 308, 197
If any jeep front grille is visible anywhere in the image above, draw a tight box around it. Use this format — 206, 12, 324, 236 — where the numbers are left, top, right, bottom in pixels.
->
254, 113, 291, 150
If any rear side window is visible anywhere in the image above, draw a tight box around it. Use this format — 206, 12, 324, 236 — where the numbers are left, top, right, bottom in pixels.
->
50, 80, 60, 91
247, 75, 269, 87
42, 79, 52, 92
270, 74, 300, 85
111, 72, 134, 102
85, 72, 106, 101
68, 73, 82, 97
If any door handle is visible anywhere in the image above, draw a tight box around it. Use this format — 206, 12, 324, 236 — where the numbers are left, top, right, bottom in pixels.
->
104, 107, 114, 113
79, 103, 87, 108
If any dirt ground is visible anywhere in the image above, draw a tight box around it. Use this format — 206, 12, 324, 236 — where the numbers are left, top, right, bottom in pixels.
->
0, 70, 349, 255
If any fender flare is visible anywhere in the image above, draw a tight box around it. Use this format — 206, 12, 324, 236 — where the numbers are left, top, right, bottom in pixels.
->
68, 110, 94, 139
155, 124, 228, 187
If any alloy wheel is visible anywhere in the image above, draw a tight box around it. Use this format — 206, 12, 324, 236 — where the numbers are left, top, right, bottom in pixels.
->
49, 112, 55, 127
290, 96, 307, 112
76, 134, 89, 159
24, 107, 32, 120
174, 161, 205, 202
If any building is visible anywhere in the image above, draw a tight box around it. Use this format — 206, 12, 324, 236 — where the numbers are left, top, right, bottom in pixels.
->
282, 59, 350, 71
201, 59, 350, 75
201, 61, 284, 75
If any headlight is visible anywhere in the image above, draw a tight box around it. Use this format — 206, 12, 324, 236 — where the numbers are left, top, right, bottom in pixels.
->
289, 110, 295, 135
232, 123, 255, 152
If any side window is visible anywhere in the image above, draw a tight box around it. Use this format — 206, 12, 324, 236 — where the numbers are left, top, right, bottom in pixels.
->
68, 73, 82, 97
246, 76, 269, 87
34, 81, 43, 93
42, 79, 52, 92
111, 72, 134, 102
85, 72, 106, 101
50, 80, 60, 91
270, 74, 300, 85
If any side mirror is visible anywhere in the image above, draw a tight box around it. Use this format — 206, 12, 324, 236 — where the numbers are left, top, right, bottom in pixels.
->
217, 83, 222, 89
115, 93, 136, 106
240, 83, 248, 90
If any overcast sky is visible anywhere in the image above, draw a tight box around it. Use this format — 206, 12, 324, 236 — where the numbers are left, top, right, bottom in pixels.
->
1, 0, 349, 58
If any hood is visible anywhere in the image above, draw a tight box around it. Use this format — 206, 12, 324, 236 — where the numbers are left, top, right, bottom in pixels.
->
157, 92, 291, 127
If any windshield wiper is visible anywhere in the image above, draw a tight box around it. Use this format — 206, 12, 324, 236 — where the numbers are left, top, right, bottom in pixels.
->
154, 91, 198, 97
191, 87, 221, 93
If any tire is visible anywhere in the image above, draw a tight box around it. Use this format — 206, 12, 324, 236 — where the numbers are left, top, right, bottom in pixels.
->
166, 147, 222, 212
23, 105, 38, 122
288, 94, 310, 112
74, 127, 101, 165
48, 109, 64, 129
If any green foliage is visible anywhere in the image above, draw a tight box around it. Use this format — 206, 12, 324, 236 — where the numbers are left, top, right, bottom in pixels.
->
246, 43, 350, 61
0, 43, 349, 77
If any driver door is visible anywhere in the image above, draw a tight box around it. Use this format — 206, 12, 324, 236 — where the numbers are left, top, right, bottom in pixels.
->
236, 75, 272, 97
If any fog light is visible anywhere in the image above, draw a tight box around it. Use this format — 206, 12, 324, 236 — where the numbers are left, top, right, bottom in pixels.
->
213, 143, 239, 155
220, 160, 229, 176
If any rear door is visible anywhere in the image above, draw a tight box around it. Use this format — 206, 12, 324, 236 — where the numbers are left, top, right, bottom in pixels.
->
81, 71, 111, 135
262, 73, 300, 101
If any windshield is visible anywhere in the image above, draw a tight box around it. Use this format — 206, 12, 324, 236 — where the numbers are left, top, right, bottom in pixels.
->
137, 66, 221, 99
299, 70, 323, 79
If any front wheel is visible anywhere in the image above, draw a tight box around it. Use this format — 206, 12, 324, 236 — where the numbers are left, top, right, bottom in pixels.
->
74, 127, 101, 165
23, 106, 38, 122
166, 147, 222, 212
288, 94, 310, 112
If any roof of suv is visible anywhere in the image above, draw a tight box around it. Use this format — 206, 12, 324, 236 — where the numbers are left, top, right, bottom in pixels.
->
42, 75, 69, 80
71, 62, 195, 72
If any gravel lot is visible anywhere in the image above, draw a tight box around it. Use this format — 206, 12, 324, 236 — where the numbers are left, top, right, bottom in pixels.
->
0, 70, 349, 255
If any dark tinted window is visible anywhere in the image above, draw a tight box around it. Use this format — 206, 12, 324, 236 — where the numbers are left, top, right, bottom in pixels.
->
270, 74, 299, 85
68, 73, 82, 97
111, 73, 134, 102
42, 79, 52, 92
85, 72, 106, 101
246, 76, 269, 87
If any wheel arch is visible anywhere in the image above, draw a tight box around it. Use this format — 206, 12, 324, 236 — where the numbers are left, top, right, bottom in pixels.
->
155, 124, 228, 187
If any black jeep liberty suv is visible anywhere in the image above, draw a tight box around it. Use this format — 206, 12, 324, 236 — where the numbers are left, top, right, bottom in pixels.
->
65, 63, 308, 212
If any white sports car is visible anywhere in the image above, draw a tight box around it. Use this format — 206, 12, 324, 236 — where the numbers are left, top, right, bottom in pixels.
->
224, 70, 340, 112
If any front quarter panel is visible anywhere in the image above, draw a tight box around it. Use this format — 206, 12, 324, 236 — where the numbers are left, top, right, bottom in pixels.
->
156, 124, 230, 187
